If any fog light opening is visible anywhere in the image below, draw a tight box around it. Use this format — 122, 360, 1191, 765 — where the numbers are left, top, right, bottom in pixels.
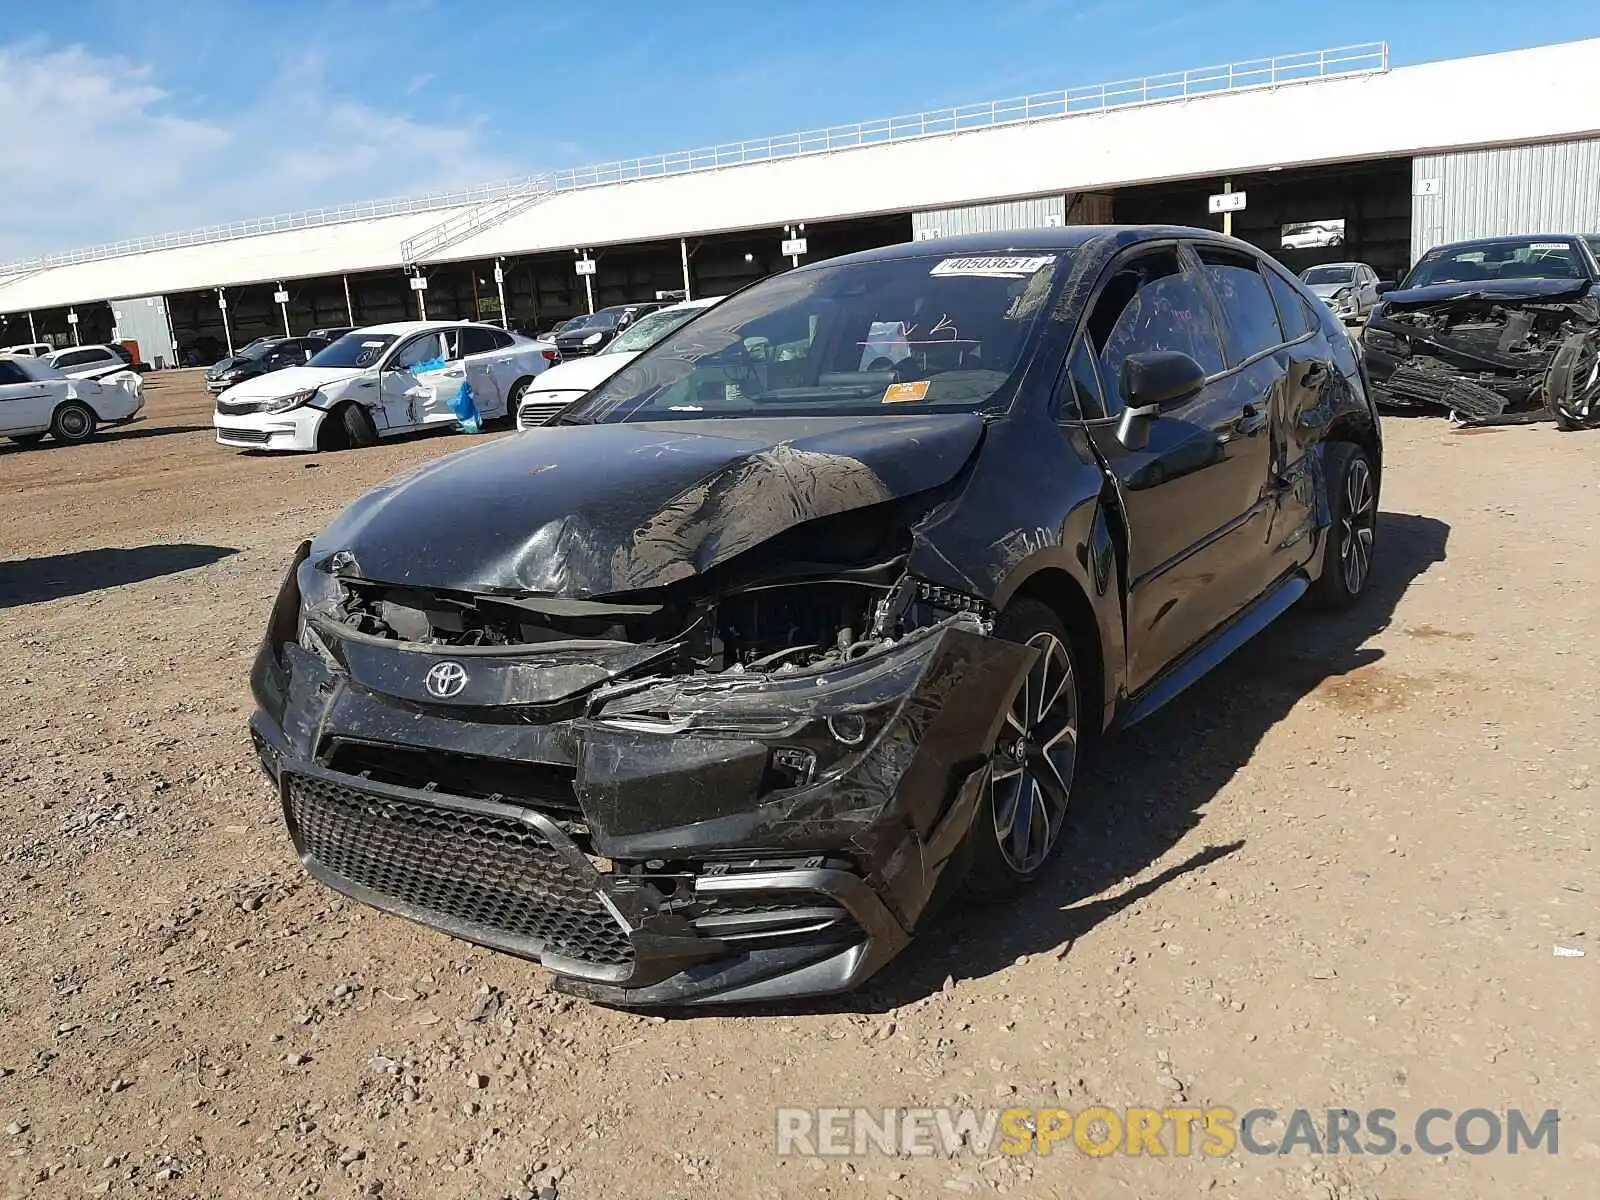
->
768, 747, 818, 790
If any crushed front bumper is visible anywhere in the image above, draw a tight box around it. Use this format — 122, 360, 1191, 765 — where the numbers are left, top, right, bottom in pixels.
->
251, 615, 1033, 1006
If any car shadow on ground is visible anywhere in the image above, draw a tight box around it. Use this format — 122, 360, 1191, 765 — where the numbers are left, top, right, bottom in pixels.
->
0, 424, 214, 454
712, 511, 1452, 1018
0, 544, 239, 607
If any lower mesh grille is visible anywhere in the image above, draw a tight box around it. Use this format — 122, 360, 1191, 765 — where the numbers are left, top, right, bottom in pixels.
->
217, 426, 272, 444
286, 772, 632, 967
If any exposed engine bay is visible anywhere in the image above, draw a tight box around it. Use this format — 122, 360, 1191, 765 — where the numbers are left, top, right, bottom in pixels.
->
311, 494, 986, 682
1365, 295, 1600, 429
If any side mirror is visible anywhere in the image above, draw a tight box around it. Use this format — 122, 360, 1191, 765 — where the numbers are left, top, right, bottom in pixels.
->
1375, 281, 1396, 295
1116, 351, 1206, 451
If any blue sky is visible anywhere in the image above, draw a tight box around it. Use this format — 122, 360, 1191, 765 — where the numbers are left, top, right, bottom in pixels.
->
3, 0, 1599, 258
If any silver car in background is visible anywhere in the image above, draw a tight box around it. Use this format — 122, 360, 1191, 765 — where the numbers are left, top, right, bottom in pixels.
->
1300, 262, 1382, 323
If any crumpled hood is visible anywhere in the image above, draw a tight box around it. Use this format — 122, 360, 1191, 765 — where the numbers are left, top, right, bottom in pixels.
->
1383, 277, 1593, 308
314, 413, 985, 597
222, 365, 363, 399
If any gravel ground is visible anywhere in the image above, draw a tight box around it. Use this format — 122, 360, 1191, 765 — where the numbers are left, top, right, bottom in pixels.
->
1, 370, 1595, 1199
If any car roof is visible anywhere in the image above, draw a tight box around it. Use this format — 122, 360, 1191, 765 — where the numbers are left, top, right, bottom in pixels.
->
1304, 261, 1364, 269
349, 320, 506, 336
43, 343, 119, 358
1427, 234, 1586, 251
662, 296, 724, 313
796, 225, 1251, 271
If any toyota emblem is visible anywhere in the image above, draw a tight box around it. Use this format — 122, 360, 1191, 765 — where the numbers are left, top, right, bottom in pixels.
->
424, 660, 469, 699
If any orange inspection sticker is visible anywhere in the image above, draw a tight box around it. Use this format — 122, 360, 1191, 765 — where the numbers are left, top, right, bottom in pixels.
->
882, 380, 931, 404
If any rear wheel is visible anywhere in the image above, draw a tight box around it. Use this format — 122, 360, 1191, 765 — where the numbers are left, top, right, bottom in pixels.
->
961, 598, 1083, 901
50, 401, 97, 445
1308, 442, 1377, 610
8, 432, 46, 446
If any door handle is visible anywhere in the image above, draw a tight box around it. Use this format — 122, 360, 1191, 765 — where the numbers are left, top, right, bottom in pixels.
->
1237, 404, 1268, 436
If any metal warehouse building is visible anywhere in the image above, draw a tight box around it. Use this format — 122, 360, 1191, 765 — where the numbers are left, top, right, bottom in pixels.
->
1, 37, 1597, 365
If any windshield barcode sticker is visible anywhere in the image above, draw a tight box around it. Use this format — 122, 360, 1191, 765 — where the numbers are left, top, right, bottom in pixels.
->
930, 255, 1056, 279
1531, 242, 1569, 251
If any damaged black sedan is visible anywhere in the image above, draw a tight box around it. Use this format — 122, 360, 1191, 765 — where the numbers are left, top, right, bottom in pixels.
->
250, 227, 1382, 1006
1362, 234, 1600, 428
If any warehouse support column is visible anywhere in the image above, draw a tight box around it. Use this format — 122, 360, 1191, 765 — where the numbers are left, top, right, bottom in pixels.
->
680, 238, 693, 302
27, 312, 36, 342
68, 309, 80, 345
277, 282, 291, 337
494, 259, 509, 330
342, 275, 354, 325
1223, 177, 1233, 238
218, 288, 234, 356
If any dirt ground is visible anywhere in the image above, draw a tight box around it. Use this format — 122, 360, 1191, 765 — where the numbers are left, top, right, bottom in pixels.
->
1, 370, 1595, 1200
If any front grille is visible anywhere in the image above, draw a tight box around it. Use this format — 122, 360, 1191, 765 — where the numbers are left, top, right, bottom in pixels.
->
323, 740, 581, 814
216, 396, 263, 415
286, 772, 633, 967
517, 398, 571, 428
217, 426, 272, 444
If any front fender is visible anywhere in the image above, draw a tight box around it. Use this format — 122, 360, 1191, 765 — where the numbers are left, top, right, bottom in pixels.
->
906, 416, 1128, 731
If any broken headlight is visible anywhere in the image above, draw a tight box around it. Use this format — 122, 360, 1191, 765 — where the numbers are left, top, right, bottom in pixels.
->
1362, 327, 1406, 356
262, 387, 320, 414
294, 552, 348, 643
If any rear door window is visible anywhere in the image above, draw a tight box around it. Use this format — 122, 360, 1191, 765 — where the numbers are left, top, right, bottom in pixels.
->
0, 360, 31, 385
1263, 267, 1317, 340
458, 327, 502, 357
1193, 245, 1285, 363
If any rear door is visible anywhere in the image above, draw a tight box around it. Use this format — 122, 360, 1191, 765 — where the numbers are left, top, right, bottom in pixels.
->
0, 358, 55, 434
1190, 242, 1308, 602
456, 326, 512, 419
1074, 242, 1275, 692
1261, 263, 1349, 583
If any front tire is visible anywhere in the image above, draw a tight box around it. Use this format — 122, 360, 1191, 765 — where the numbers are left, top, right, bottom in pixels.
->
317, 403, 378, 451
50, 401, 97, 445
961, 598, 1084, 901
1308, 441, 1377, 610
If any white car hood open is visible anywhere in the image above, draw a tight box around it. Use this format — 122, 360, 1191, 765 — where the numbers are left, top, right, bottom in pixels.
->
528, 351, 640, 396
220, 365, 363, 401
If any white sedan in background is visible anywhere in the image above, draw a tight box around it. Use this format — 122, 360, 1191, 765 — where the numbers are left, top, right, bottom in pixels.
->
0, 354, 144, 446
515, 297, 723, 429
213, 321, 557, 452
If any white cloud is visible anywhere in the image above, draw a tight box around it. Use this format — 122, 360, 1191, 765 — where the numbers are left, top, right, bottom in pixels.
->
0, 40, 521, 262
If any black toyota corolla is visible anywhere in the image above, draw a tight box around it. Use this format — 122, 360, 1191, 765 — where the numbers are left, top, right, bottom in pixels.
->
250, 228, 1382, 1006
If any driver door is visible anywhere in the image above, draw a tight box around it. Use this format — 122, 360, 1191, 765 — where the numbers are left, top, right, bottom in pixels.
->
379, 330, 458, 431
0, 358, 56, 434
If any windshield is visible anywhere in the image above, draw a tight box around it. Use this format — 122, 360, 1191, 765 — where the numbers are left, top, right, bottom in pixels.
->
602, 306, 704, 355
1403, 238, 1590, 288
563, 251, 1065, 424
1302, 266, 1354, 285
307, 332, 397, 369
237, 340, 282, 361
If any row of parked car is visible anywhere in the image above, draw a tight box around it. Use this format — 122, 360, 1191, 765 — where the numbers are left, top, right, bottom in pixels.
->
209, 299, 723, 453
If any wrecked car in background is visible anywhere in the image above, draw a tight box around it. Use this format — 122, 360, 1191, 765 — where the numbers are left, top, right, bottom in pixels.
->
214, 321, 557, 452
1362, 234, 1600, 429
250, 227, 1382, 1006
